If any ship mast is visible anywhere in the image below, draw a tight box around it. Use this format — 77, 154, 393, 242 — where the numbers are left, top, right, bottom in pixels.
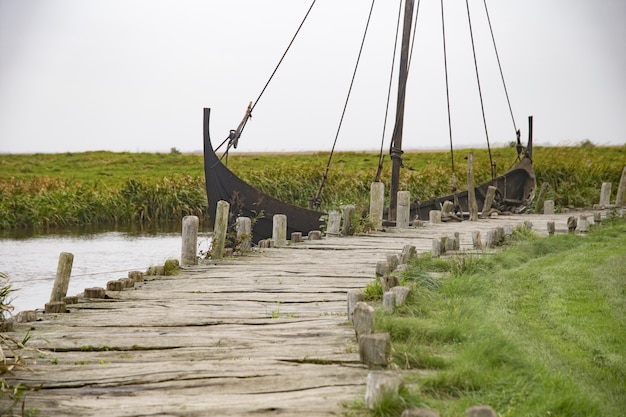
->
388, 0, 415, 221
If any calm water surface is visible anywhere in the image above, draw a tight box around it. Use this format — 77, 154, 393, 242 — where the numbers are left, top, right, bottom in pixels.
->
0, 225, 212, 313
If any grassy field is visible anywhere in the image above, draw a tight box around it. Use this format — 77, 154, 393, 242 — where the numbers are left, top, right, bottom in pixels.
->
0, 145, 624, 229
346, 216, 626, 417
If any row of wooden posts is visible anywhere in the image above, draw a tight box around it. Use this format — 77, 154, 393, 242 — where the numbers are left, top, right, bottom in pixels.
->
181, 164, 626, 265
346, 242, 500, 416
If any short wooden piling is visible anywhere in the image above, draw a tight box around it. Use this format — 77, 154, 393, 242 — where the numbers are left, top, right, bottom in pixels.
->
291, 232, 303, 243
396, 191, 410, 228
212, 200, 230, 260
379, 274, 399, 292
577, 215, 590, 233
342, 205, 355, 236
308, 230, 322, 240
107, 280, 124, 291
544, 199, 555, 215
181, 215, 199, 266
386, 254, 399, 272
567, 216, 577, 233
347, 290, 365, 322
326, 211, 341, 236
382, 292, 395, 312
616, 166, 626, 206
50, 252, 74, 303
400, 245, 416, 264
359, 333, 391, 368
472, 231, 482, 249
365, 371, 402, 409
480, 186, 497, 217
599, 182, 612, 206
353, 302, 375, 339
272, 214, 288, 247
375, 261, 389, 277
391, 286, 410, 306
467, 152, 478, 221
84, 287, 106, 299
370, 182, 385, 230
593, 212, 602, 224
63, 296, 78, 305
236, 217, 252, 253
128, 271, 144, 282
45, 301, 67, 314
547, 221, 555, 236
429, 210, 442, 224
431, 238, 441, 257
441, 200, 454, 217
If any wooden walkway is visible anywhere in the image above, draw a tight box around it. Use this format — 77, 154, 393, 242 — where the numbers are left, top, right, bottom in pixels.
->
4, 211, 600, 416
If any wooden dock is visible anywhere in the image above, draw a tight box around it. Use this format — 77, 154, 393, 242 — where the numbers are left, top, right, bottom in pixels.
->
3, 211, 601, 416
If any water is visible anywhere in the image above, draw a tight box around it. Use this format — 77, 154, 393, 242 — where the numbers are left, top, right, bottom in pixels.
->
0, 225, 212, 314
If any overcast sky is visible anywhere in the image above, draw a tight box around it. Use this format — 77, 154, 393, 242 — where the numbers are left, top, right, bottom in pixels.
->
1, 0, 624, 154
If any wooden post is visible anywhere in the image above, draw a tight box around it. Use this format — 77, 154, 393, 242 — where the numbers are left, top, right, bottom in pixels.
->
593, 211, 602, 224
272, 214, 287, 247
396, 191, 410, 228
547, 221, 556, 236
567, 216, 577, 233
370, 182, 384, 230
347, 290, 365, 322
359, 334, 391, 368
391, 286, 410, 306
342, 205, 355, 236
50, 252, 74, 302
212, 200, 230, 260
308, 230, 322, 240
535, 182, 549, 213
326, 210, 341, 236
431, 238, 441, 257
544, 199, 555, 215
442, 200, 454, 216
181, 215, 199, 266
471, 230, 482, 249
364, 371, 402, 409
382, 292, 395, 312
577, 215, 590, 233
236, 217, 252, 253
480, 185, 497, 217
616, 166, 626, 206
45, 301, 67, 314
429, 210, 442, 224
599, 182, 612, 206
353, 302, 375, 339
467, 152, 478, 221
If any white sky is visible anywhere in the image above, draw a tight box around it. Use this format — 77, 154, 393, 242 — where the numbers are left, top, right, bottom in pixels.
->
1, 0, 625, 154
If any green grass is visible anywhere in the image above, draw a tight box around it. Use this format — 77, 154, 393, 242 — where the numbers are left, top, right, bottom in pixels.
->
350, 218, 626, 417
0, 145, 624, 229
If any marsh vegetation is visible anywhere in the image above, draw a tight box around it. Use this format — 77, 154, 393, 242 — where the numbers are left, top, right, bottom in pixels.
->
0, 145, 623, 230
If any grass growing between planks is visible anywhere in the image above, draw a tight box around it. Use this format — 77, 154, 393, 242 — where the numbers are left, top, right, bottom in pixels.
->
348, 218, 626, 417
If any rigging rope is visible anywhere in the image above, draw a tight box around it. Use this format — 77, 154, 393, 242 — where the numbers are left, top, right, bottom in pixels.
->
220, 0, 317, 160
375, 0, 403, 182
482, 0, 522, 162
311, 0, 378, 210
465, 0, 495, 179
406, 0, 421, 74
440, 0, 458, 200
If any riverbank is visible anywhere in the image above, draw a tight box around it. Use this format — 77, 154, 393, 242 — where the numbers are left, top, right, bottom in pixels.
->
1, 146, 624, 229
2, 210, 618, 416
